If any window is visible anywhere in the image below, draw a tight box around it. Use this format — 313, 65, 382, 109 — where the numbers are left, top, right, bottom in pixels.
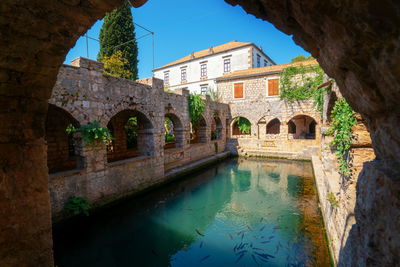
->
164, 71, 169, 85
234, 83, 244, 98
224, 58, 231, 73
200, 86, 207, 95
257, 54, 261, 67
181, 68, 187, 83
200, 63, 207, 78
264, 60, 268, 67
268, 79, 279, 96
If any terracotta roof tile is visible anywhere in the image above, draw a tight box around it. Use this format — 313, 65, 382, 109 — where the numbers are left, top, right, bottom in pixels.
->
218, 59, 318, 79
155, 41, 252, 70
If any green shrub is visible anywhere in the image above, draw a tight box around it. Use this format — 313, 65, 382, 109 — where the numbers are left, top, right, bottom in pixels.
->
234, 117, 251, 134
64, 196, 91, 216
188, 94, 205, 124
66, 120, 113, 147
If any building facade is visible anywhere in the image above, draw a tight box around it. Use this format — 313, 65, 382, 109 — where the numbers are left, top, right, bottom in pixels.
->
216, 59, 322, 158
153, 41, 275, 94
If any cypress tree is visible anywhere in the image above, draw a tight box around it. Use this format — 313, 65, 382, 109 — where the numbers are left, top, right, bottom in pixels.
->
98, 1, 138, 80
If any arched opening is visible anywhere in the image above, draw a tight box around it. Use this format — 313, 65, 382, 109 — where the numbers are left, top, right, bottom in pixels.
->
232, 117, 251, 136
211, 116, 223, 140
164, 113, 184, 149
107, 109, 154, 162
45, 104, 83, 174
266, 118, 281, 134
190, 116, 207, 144
287, 115, 317, 140
288, 120, 296, 134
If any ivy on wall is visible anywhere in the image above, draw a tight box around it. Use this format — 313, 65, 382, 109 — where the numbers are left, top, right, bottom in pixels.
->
188, 94, 205, 124
279, 65, 327, 112
66, 120, 113, 147
327, 98, 356, 177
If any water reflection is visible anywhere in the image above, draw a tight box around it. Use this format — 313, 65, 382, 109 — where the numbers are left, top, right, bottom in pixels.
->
53, 158, 330, 267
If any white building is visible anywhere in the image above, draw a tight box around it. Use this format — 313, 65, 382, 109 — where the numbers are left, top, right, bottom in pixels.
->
153, 41, 276, 94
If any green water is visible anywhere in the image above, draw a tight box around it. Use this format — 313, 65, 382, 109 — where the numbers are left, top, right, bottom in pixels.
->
53, 158, 330, 266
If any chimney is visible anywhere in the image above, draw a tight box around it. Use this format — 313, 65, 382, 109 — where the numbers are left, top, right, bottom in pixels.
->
190, 52, 195, 59
208, 47, 214, 54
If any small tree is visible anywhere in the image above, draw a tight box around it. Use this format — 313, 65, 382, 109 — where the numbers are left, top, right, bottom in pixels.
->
291, 55, 314, 63
101, 51, 132, 79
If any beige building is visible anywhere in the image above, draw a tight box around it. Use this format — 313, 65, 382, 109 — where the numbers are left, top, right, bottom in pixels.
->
216, 59, 322, 158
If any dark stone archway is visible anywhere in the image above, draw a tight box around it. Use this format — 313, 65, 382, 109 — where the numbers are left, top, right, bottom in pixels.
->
0, 0, 399, 265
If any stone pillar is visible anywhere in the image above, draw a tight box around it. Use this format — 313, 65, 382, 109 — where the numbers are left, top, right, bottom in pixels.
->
0, 97, 54, 265
174, 128, 186, 148
281, 121, 289, 140
258, 122, 267, 140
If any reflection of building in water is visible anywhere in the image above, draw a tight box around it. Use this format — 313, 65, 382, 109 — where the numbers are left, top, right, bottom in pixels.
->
220, 158, 315, 236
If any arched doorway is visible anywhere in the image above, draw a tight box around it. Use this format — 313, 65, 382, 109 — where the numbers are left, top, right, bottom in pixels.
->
231, 117, 251, 136
45, 104, 83, 174
287, 115, 317, 139
107, 109, 154, 162
211, 116, 223, 140
190, 116, 207, 144
164, 113, 184, 149
266, 118, 281, 135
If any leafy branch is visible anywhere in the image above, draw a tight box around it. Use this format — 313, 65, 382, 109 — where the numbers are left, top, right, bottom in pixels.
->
329, 98, 356, 176
234, 117, 251, 134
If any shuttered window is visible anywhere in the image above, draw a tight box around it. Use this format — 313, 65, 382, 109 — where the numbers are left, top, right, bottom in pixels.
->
268, 79, 279, 96
234, 83, 244, 98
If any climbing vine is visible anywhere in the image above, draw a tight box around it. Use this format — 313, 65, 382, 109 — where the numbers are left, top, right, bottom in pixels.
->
188, 94, 205, 124
234, 117, 251, 134
66, 120, 113, 147
328, 98, 357, 177
279, 65, 327, 112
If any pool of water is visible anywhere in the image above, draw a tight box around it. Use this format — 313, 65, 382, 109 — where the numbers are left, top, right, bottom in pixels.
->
53, 158, 331, 266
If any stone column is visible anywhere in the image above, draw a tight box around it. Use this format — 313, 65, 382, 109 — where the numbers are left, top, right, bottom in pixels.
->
281, 122, 289, 140
0, 97, 54, 265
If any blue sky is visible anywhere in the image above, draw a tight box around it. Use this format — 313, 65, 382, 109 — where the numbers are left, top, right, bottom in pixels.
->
64, 0, 310, 78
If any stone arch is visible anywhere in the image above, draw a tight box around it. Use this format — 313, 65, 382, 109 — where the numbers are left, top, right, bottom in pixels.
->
211, 116, 223, 140
1, 1, 400, 266
231, 116, 252, 136
45, 104, 84, 174
106, 109, 154, 162
190, 115, 207, 144
287, 114, 317, 139
266, 118, 281, 134
164, 113, 185, 149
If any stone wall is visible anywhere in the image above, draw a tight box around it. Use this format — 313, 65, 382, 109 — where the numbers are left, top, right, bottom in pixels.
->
48, 58, 229, 219
314, 83, 375, 265
217, 74, 321, 159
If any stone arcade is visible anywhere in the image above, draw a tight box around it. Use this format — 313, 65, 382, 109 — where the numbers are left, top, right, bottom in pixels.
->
1, 0, 399, 266
47, 58, 229, 219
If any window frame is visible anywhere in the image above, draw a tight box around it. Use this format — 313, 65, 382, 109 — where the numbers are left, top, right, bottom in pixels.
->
256, 54, 261, 68
164, 71, 170, 85
266, 77, 280, 97
233, 82, 245, 99
224, 58, 231, 73
200, 63, 207, 78
181, 68, 187, 83
200, 85, 208, 95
